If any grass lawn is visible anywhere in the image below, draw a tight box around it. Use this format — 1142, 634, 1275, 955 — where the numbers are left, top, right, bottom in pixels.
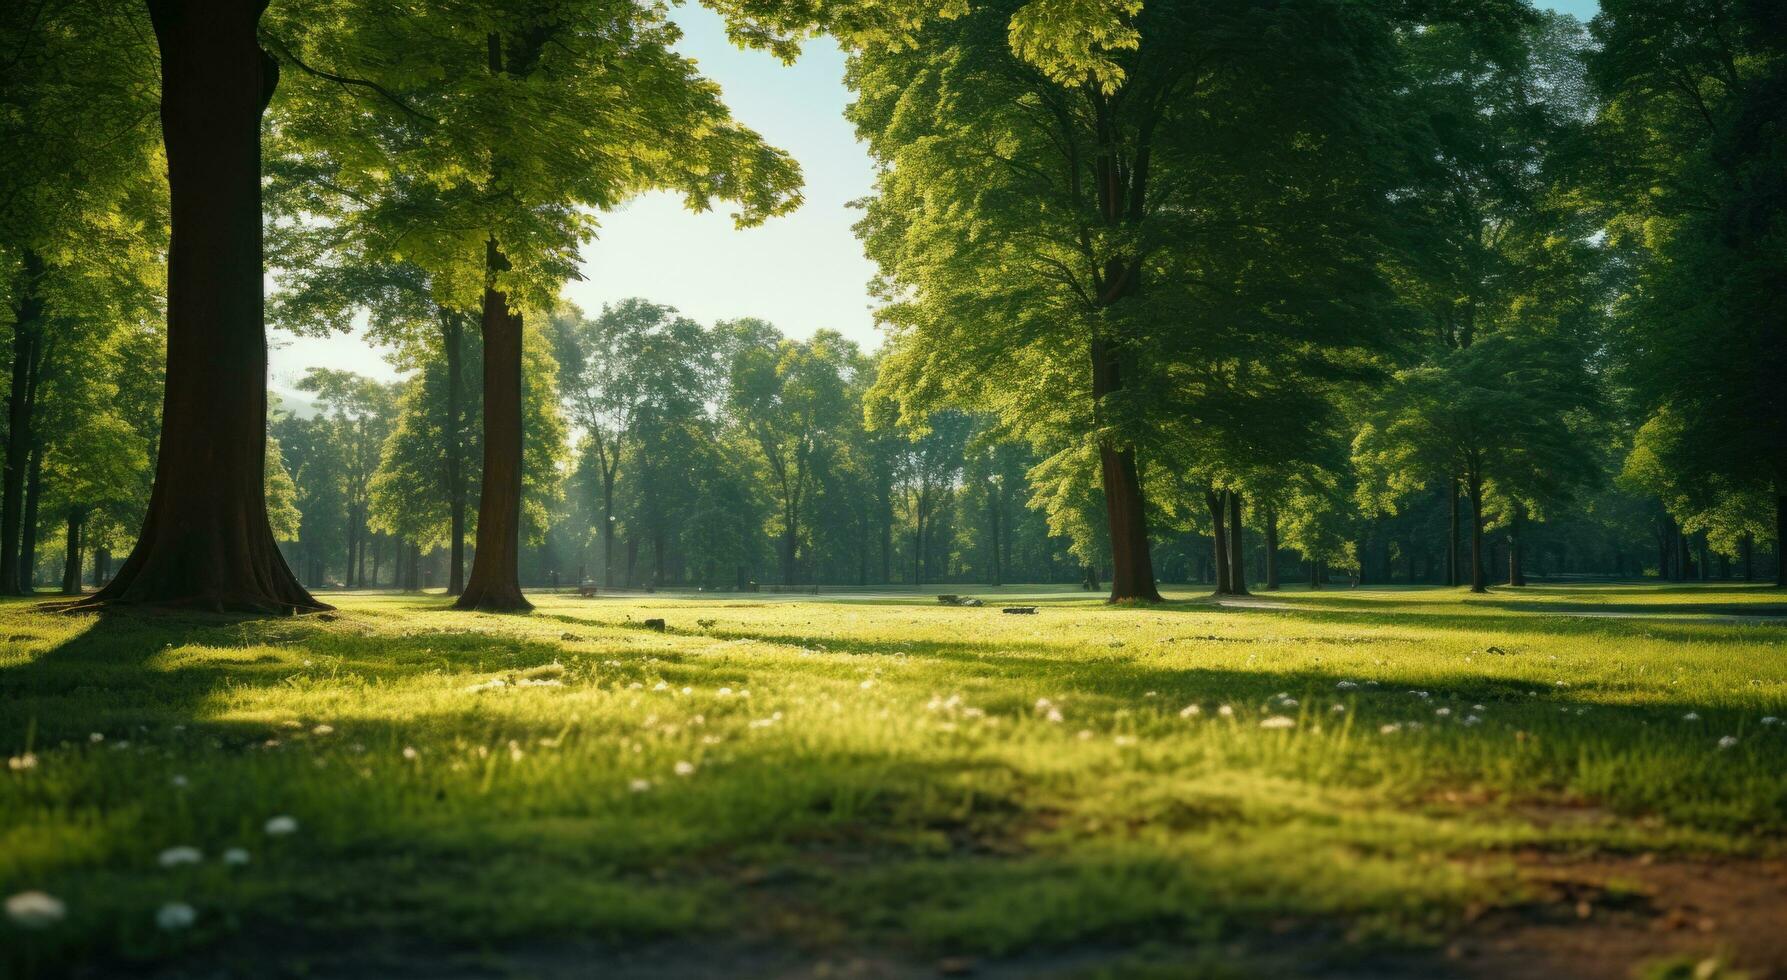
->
2, 584, 1784, 978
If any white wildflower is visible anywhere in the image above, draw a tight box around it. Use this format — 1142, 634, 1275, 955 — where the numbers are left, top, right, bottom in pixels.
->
156, 902, 196, 931
1683, 712, 1700, 721
1033, 698, 1054, 714
717, 687, 734, 697
158, 846, 203, 868
1335, 681, 1358, 690
1463, 715, 1482, 726
222, 848, 250, 866
402, 746, 419, 760
1259, 716, 1296, 730
264, 815, 299, 836
5, 891, 65, 929
629, 778, 652, 793
1076, 729, 1093, 741
1331, 704, 1347, 714
680, 687, 693, 696
1380, 723, 1403, 734
1144, 691, 1158, 698
89, 732, 104, 743
1435, 707, 1452, 717
1045, 708, 1064, 724
170, 774, 188, 789
652, 681, 669, 691
1179, 704, 1201, 718
8, 753, 38, 771
1717, 736, 1738, 750
1218, 705, 1234, 718
1761, 717, 1779, 726
312, 725, 333, 736
673, 760, 696, 777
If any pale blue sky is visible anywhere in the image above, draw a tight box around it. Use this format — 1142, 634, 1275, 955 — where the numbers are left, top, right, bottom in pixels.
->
270, 0, 1599, 392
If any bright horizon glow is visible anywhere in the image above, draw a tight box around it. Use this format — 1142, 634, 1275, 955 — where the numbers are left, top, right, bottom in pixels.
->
268, 0, 1599, 404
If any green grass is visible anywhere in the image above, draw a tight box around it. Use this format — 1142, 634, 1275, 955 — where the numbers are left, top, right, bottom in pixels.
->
2, 584, 1784, 976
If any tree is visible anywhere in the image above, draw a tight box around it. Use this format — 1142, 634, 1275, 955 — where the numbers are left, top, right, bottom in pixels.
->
265, 0, 802, 612
296, 369, 398, 588
2, 0, 163, 596
722, 322, 858, 585
1590, 0, 1787, 585
551, 300, 711, 589
45, 0, 330, 612
854, 0, 1419, 602
1355, 333, 1601, 592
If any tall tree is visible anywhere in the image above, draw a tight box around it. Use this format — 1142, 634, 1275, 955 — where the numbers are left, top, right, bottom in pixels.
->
855, 0, 1415, 602
1590, 0, 1787, 585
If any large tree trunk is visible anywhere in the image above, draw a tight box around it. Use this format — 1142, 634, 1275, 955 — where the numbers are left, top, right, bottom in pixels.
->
1741, 531, 1754, 582
0, 251, 44, 595
443, 313, 467, 595
1090, 339, 1161, 602
1226, 491, 1249, 596
1263, 506, 1279, 590
1468, 475, 1487, 594
93, 544, 111, 587
61, 508, 84, 596
455, 239, 530, 612
78, 0, 324, 614
19, 444, 42, 589
1206, 490, 1230, 596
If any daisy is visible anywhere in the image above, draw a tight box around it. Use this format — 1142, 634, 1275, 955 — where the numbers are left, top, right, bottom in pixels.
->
5, 891, 65, 929
158, 846, 203, 868
156, 902, 197, 931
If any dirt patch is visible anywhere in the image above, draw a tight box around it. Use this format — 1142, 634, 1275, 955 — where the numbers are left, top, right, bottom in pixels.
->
1446, 852, 1787, 979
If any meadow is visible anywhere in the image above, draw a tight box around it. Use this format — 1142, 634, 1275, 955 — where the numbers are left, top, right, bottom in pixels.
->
2, 584, 1784, 978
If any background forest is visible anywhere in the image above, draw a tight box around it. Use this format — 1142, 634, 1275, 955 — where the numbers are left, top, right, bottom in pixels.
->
2, 0, 1782, 605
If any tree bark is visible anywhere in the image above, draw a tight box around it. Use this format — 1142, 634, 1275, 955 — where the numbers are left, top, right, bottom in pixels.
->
1, 251, 44, 595
1090, 338, 1161, 602
442, 313, 467, 595
78, 0, 324, 614
1741, 532, 1754, 581
19, 444, 42, 589
1226, 490, 1249, 596
1263, 506, 1279, 590
1206, 490, 1230, 596
61, 508, 85, 595
455, 238, 530, 612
